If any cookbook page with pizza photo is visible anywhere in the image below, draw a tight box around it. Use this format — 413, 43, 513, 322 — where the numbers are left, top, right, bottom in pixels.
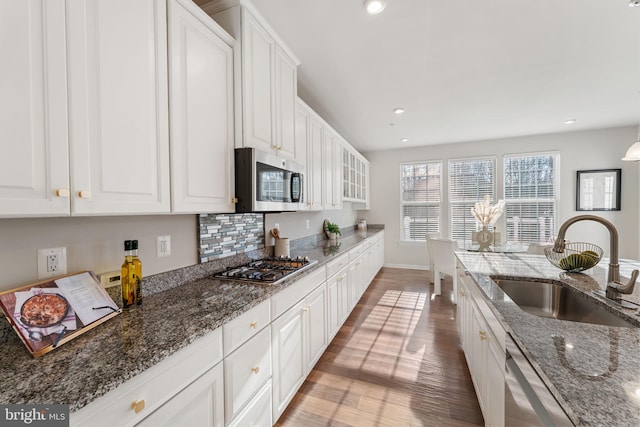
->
0, 271, 120, 358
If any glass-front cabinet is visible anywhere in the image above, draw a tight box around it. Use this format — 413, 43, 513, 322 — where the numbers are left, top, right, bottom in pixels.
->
342, 145, 369, 206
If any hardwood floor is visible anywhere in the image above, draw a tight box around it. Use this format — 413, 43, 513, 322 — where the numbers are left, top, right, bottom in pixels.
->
275, 267, 484, 427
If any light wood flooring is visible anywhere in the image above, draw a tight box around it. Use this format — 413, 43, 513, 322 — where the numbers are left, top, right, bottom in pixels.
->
275, 267, 484, 427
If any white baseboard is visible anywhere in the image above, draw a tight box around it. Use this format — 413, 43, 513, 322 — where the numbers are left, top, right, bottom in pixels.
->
382, 263, 429, 271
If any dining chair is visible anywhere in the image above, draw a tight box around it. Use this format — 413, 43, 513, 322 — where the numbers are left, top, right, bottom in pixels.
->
427, 237, 459, 302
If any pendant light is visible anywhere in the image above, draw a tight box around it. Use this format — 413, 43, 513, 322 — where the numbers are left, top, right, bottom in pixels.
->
622, 93, 640, 161
364, 0, 386, 15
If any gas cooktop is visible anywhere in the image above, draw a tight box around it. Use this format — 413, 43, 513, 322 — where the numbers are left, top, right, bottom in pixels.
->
213, 256, 317, 285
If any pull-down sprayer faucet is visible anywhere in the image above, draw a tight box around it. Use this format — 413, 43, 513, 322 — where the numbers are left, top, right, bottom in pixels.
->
552, 215, 639, 301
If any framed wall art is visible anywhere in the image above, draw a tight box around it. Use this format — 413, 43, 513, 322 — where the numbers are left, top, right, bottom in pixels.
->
576, 169, 621, 211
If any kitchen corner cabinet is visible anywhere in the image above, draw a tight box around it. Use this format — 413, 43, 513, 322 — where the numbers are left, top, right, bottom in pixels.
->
203, 1, 301, 162
167, 0, 236, 213
1, 0, 171, 217
456, 260, 505, 427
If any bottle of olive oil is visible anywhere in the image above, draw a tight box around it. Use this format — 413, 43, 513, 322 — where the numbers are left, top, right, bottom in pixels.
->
132, 240, 143, 306
121, 240, 136, 310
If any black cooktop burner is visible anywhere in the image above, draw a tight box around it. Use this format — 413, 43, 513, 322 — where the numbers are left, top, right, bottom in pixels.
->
214, 256, 317, 284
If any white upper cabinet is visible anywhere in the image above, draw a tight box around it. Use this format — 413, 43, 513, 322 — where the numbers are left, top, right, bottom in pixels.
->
0, 0, 70, 217
202, 1, 301, 162
66, 0, 171, 215
342, 144, 370, 208
168, 0, 235, 213
1, 0, 171, 217
295, 99, 322, 211
323, 130, 342, 211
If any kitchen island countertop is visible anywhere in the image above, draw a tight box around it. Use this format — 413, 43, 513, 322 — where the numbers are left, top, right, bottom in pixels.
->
455, 251, 640, 426
0, 228, 383, 412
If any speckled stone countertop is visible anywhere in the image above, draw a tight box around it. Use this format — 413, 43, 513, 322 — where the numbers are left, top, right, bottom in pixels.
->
455, 251, 640, 427
0, 227, 383, 412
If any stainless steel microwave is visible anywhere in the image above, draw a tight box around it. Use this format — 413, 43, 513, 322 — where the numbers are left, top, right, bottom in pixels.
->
234, 148, 304, 213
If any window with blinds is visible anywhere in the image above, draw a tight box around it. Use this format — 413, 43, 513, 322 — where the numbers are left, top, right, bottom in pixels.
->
503, 153, 558, 243
400, 161, 441, 242
448, 158, 496, 244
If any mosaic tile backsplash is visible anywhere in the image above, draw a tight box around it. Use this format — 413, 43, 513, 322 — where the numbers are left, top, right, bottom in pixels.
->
199, 213, 264, 262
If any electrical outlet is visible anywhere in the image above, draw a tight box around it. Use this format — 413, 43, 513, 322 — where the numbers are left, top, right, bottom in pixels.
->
306, 219, 310, 230
274, 223, 279, 231
157, 235, 171, 258
37, 247, 67, 279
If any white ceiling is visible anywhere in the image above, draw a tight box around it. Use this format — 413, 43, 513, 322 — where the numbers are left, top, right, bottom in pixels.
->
248, 0, 640, 152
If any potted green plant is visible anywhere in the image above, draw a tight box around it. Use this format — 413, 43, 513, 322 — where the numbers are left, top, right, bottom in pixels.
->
324, 220, 341, 240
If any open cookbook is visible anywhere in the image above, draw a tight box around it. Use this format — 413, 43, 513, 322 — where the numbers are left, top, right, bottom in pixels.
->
0, 271, 120, 357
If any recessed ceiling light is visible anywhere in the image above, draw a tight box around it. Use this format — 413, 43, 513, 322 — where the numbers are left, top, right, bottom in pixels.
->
630, 0, 640, 7
400, 138, 408, 142
564, 119, 576, 125
393, 107, 405, 114
364, 0, 386, 15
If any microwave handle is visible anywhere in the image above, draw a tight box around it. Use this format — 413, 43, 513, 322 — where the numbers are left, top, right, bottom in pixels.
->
291, 173, 303, 203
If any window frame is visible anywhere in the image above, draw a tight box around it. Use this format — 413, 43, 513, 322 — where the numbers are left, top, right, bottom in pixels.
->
399, 160, 443, 244
502, 151, 560, 244
448, 156, 497, 245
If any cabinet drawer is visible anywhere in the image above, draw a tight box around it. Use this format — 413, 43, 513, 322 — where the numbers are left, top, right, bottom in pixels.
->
228, 380, 272, 427
224, 327, 272, 424
348, 244, 363, 261
223, 298, 270, 356
270, 267, 325, 320
326, 252, 349, 278
71, 328, 222, 427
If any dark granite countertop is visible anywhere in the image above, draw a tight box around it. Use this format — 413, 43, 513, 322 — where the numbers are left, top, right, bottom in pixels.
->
455, 251, 640, 427
0, 227, 384, 412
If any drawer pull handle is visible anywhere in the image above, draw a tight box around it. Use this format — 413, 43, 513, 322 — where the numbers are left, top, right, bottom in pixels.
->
131, 400, 145, 414
78, 190, 91, 199
250, 322, 257, 329
56, 188, 70, 198
251, 366, 260, 374
302, 306, 310, 312
479, 331, 487, 341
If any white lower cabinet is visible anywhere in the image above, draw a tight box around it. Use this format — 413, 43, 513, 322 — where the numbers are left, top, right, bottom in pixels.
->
271, 282, 328, 420
71, 233, 385, 427
224, 327, 272, 425
70, 328, 223, 427
228, 380, 272, 427
456, 261, 505, 427
136, 362, 224, 427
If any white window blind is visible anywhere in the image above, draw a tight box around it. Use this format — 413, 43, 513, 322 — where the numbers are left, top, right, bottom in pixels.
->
448, 158, 496, 244
503, 153, 558, 243
400, 162, 441, 242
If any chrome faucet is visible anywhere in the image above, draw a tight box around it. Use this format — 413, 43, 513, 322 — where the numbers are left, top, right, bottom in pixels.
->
552, 214, 639, 301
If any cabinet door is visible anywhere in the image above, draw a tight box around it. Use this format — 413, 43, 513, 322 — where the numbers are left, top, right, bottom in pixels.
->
0, 0, 70, 217
327, 274, 340, 339
168, 0, 235, 213
307, 117, 324, 211
470, 304, 488, 411
304, 283, 328, 372
136, 363, 224, 427
241, 11, 274, 152
271, 301, 305, 420
274, 45, 297, 160
322, 131, 337, 210
66, 0, 170, 215
295, 102, 310, 209
485, 337, 506, 427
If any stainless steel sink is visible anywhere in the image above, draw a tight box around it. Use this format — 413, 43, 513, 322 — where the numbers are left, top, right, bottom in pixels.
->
491, 278, 637, 328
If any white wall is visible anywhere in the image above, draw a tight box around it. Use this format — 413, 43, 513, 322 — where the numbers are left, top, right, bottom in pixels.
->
0, 206, 361, 292
0, 215, 199, 291
361, 126, 640, 269
264, 206, 359, 246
